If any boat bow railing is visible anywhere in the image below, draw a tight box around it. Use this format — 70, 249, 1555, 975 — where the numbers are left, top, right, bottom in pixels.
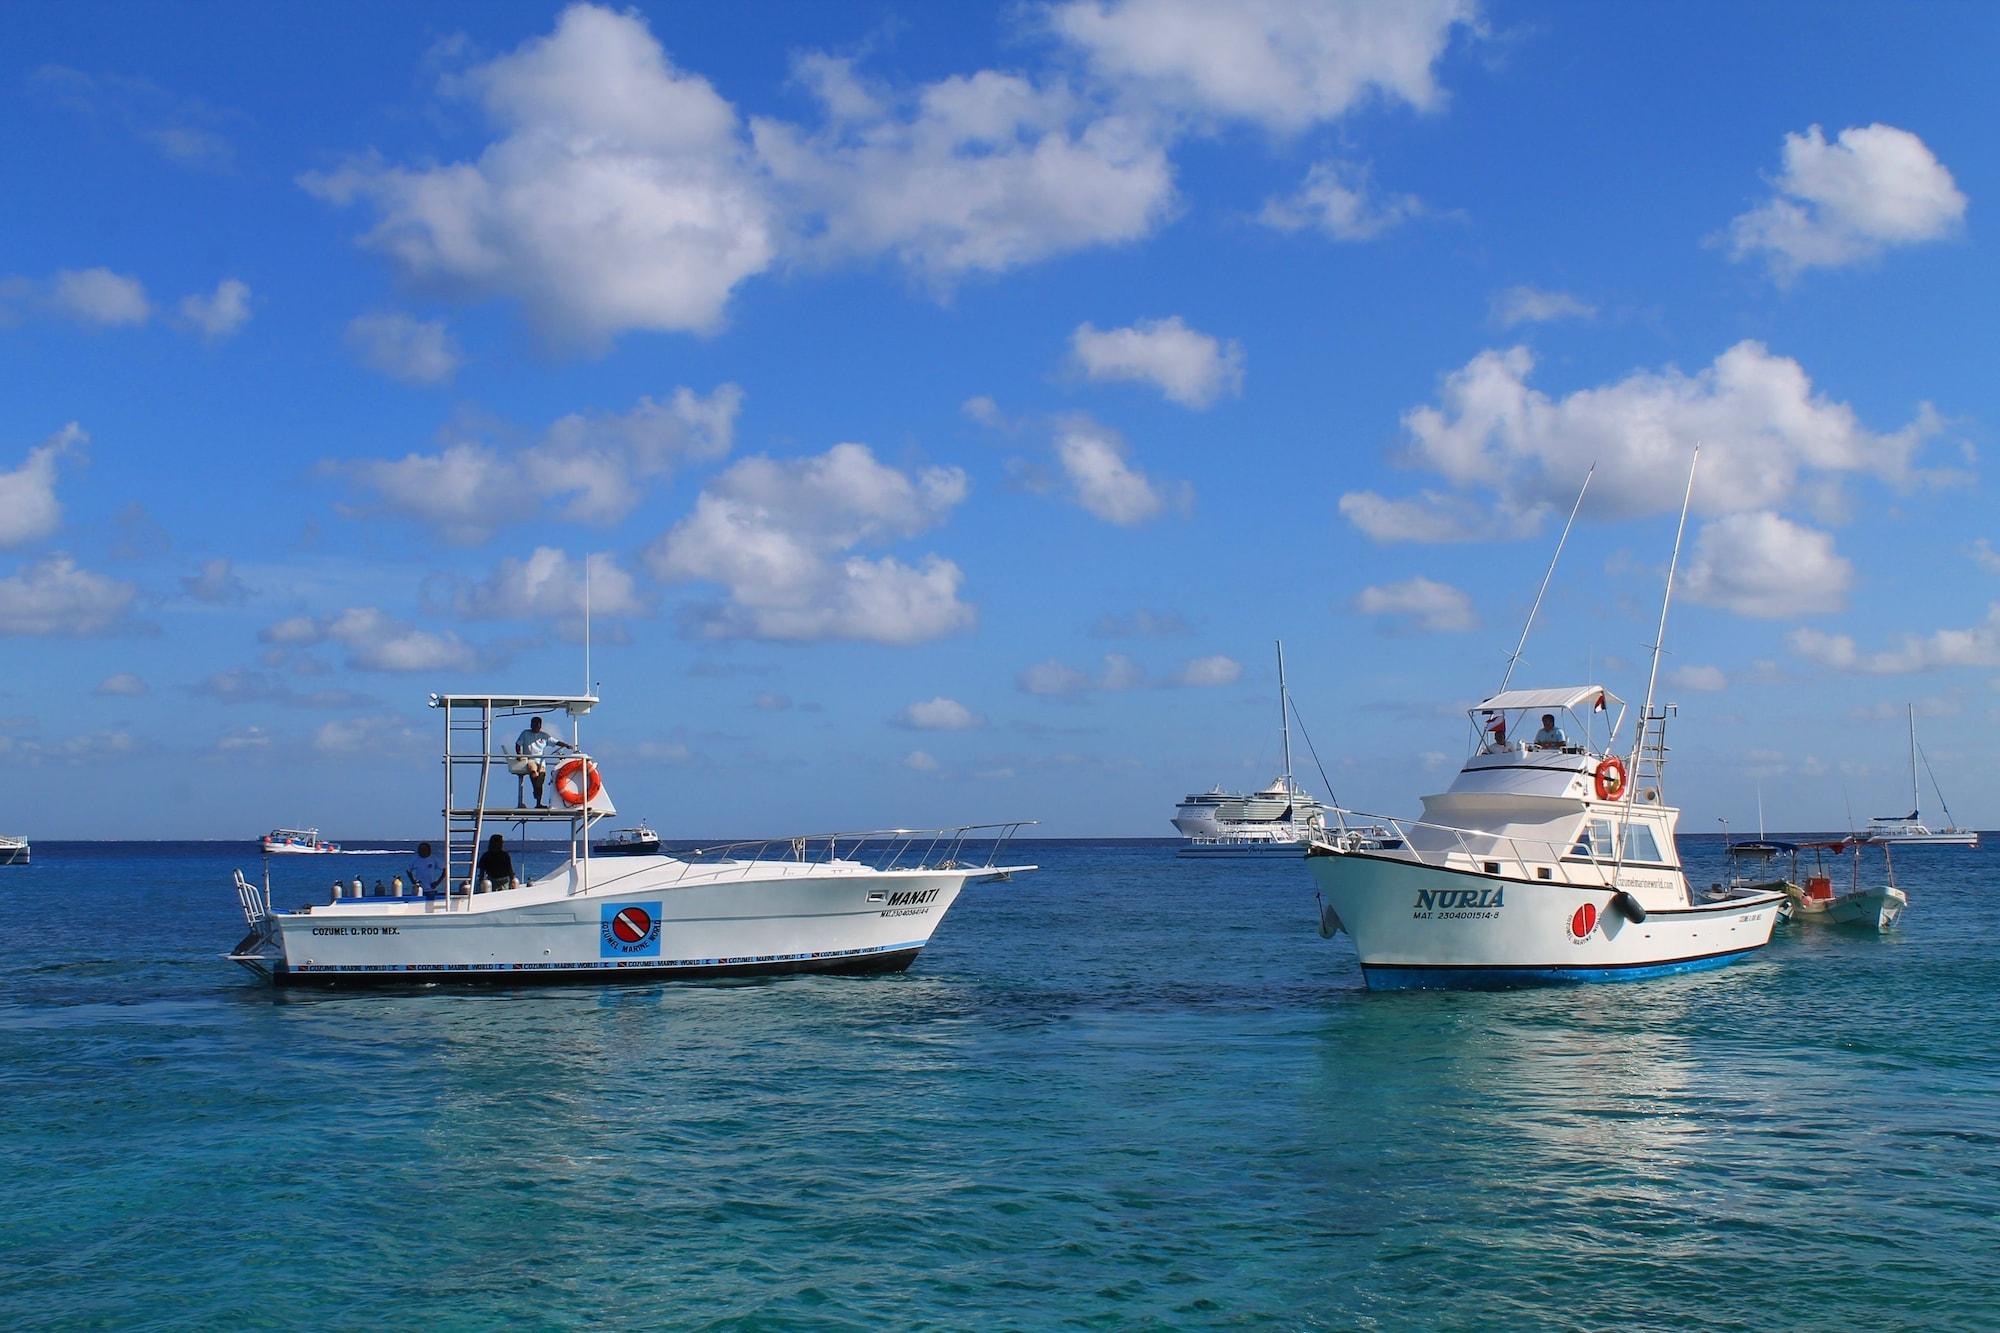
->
661, 821, 1036, 883
1314, 810, 1612, 886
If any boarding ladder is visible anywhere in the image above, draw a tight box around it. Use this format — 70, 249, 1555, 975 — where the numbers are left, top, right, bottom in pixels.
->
1630, 704, 1674, 802
442, 700, 497, 900
226, 867, 279, 978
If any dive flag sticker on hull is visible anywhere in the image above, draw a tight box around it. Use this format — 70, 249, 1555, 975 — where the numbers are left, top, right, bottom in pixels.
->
601, 902, 662, 958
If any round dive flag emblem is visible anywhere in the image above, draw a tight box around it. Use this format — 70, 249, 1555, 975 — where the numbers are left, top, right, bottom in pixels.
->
1569, 902, 1597, 940
601, 901, 662, 958
610, 906, 651, 943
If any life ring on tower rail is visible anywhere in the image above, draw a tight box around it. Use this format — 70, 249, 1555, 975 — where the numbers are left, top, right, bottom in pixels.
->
1593, 756, 1628, 802
554, 757, 603, 806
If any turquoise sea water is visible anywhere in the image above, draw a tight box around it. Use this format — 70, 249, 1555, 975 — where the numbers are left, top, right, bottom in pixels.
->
3, 838, 1998, 1330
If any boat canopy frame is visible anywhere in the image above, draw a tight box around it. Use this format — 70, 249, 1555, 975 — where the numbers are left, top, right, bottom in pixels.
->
1466, 684, 1626, 756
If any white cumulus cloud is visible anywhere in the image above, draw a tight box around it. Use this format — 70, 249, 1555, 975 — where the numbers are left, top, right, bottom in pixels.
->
1490, 285, 1595, 328
903, 749, 941, 773
302, 4, 777, 347
454, 547, 645, 622
182, 557, 248, 604
1069, 316, 1243, 408
178, 278, 251, 340
339, 384, 739, 543
1353, 576, 1477, 632
0, 423, 85, 548
1791, 605, 2000, 676
1339, 341, 1952, 543
1049, 0, 1478, 131
1682, 511, 1852, 618
1726, 123, 1967, 279
260, 606, 477, 672
94, 672, 149, 697
0, 555, 136, 635
646, 442, 974, 645
49, 267, 150, 326
1669, 665, 1729, 692
346, 312, 465, 385
897, 696, 984, 730
1053, 418, 1180, 525
1258, 160, 1424, 240
753, 57, 1174, 288
1170, 654, 1241, 686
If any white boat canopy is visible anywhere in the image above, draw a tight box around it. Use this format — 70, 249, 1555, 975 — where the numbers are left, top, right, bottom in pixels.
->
1472, 685, 1623, 715
429, 692, 598, 715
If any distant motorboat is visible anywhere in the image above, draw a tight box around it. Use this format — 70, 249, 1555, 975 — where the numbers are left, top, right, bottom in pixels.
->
1744, 840, 1909, 929
1173, 642, 1327, 858
261, 827, 341, 855
0, 833, 28, 866
1859, 706, 1978, 847
591, 823, 662, 856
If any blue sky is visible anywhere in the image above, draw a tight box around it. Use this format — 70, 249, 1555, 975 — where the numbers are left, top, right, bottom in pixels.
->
3, 1, 1996, 839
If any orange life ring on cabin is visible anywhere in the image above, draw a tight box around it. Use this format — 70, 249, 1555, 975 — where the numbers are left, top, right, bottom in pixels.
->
555, 757, 603, 806
1593, 756, 1627, 802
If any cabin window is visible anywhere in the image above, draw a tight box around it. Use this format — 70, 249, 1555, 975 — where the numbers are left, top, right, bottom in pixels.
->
1575, 819, 1615, 857
1622, 824, 1664, 863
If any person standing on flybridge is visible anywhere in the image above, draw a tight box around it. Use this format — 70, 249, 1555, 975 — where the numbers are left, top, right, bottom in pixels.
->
512, 716, 569, 808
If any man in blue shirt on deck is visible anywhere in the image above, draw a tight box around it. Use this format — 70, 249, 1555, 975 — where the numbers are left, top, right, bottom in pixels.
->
1533, 713, 1568, 750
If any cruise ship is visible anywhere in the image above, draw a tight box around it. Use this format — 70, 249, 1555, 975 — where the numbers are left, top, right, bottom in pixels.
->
1172, 643, 1329, 858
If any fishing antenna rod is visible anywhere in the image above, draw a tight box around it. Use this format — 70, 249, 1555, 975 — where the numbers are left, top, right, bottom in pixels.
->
1276, 639, 1294, 791
1608, 446, 1697, 900
1632, 447, 1698, 774
1498, 463, 1595, 694
1285, 693, 1344, 835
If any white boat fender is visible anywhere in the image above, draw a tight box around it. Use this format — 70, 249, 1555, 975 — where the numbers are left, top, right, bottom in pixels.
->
1614, 890, 1647, 923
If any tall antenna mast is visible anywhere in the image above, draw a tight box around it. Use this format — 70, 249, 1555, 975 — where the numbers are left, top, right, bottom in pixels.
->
1907, 702, 1920, 815
584, 553, 593, 698
1633, 447, 1699, 771
1276, 639, 1293, 790
1499, 464, 1595, 693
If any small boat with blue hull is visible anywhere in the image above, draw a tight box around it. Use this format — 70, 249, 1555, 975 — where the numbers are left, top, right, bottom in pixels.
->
226, 691, 1035, 986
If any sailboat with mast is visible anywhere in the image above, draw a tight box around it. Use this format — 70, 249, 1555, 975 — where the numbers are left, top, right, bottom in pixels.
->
1859, 705, 1978, 847
1172, 641, 1327, 858
1302, 453, 1785, 988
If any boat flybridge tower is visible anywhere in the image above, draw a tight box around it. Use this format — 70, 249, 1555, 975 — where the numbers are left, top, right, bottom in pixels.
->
431, 691, 614, 907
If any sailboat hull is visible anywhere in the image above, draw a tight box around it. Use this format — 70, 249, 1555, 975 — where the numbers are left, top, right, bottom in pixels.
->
1308, 847, 1782, 991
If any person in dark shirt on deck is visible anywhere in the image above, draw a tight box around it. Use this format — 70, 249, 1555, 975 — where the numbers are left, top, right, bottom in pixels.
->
476, 833, 514, 892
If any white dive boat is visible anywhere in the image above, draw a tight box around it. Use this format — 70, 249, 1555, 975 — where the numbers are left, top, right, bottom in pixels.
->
261, 827, 341, 855
226, 691, 1035, 986
1174, 642, 1327, 859
1859, 705, 1978, 847
0, 833, 27, 866
1303, 453, 1784, 989
592, 823, 662, 856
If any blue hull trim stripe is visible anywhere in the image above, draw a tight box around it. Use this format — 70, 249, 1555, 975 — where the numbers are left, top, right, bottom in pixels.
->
1362, 945, 1765, 992
278, 939, 927, 987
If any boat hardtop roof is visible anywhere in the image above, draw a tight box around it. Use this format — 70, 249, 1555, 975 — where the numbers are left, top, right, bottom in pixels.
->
429, 691, 598, 715
1473, 685, 1623, 715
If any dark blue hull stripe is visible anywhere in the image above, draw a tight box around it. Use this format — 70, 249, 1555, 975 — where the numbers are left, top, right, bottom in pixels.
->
1361, 944, 1765, 991
276, 940, 926, 988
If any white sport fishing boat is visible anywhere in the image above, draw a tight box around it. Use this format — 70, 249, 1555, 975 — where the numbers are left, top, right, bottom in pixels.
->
1859, 705, 1978, 847
226, 691, 1035, 986
1175, 642, 1327, 859
0, 833, 27, 866
1304, 454, 1784, 989
592, 823, 662, 856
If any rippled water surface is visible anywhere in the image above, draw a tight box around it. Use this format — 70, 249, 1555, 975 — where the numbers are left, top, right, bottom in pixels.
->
4, 838, 1998, 1329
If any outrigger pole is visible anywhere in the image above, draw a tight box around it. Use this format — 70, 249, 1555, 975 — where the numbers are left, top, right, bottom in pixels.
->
1634, 446, 1698, 776
1498, 464, 1594, 695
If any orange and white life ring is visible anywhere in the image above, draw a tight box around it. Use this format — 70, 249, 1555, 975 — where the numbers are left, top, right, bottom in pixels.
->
1593, 755, 1628, 802
555, 757, 603, 806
